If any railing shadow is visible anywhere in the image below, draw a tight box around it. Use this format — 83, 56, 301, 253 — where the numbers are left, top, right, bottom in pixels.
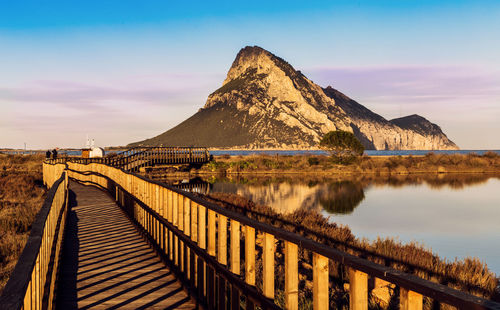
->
56, 189, 79, 309
56, 181, 193, 309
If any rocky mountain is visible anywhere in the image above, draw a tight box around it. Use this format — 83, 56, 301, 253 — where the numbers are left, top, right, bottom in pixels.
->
131, 46, 458, 150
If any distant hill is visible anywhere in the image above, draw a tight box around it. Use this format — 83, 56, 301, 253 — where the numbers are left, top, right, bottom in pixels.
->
130, 46, 458, 150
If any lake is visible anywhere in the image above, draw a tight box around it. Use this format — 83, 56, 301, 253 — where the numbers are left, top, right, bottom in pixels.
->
167, 173, 500, 276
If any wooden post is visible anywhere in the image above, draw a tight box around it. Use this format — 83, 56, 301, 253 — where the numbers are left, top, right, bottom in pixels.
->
400, 288, 423, 310
184, 198, 190, 236
349, 268, 368, 310
169, 231, 173, 261
208, 210, 216, 256
230, 220, 240, 275
178, 195, 184, 231
263, 233, 274, 298
198, 205, 206, 249
245, 226, 255, 285
313, 253, 329, 310
285, 241, 299, 310
162, 188, 168, 219
167, 190, 173, 222
174, 236, 179, 267
191, 202, 198, 242
156, 186, 160, 215
218, 215, 227, 265
173, 193, 178, 226
198, 204, 206, 296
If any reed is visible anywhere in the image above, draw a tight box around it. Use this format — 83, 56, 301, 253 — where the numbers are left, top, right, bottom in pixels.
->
200, 152, 500, 175
200, 190, 500, 305
0, 154, 45, 294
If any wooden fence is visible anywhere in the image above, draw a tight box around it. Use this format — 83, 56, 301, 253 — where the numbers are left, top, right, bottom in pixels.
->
0, 164, 68, 310
61, 161, 500, 310
45, 147, 210, 172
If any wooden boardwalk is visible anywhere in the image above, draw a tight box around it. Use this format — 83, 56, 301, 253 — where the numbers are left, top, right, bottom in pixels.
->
56, 182, 195, 309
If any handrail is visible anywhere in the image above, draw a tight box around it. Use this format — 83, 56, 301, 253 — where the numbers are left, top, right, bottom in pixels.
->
63, 162, 500, 309
203, 195, 493, 297
0, 169, 68, 310
45, 146, 210, 172
71, 175, 281, 309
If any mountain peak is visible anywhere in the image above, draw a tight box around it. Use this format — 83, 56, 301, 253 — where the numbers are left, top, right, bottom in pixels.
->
131, 46, 458, 150
234, 45, 269, 59
223, 45, 297, 86
390, 114, 445, 137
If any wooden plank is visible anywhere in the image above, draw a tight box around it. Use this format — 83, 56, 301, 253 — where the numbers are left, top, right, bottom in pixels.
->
218, 215, 227, 265
349, 268, 368, 310
162, 188, 168, 220
191, 202, 198, 243
56, 181, 195, 309
173, 192, 178, 226
245, 226, 255, 285
313, 253, 329, 310
285, 241, 298, 310
230, 220, 240, 275
400, 288, 423, 310
198, 205, 206, 249
263, 233, 274, 298
184, 198, 190, 236
208, 210, 216, 256
167, 189, 173, 222
178, 195, 184, 231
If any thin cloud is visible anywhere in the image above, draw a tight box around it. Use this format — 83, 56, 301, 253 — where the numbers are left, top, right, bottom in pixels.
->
306, 65, 500, 102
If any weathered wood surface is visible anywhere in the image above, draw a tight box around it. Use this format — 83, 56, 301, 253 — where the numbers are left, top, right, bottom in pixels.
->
56, 182, 194, 309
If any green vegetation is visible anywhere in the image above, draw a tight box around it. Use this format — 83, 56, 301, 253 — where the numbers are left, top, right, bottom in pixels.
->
0, 155, 45, 294
198, 152, 500, 175
319, 130, 365, 164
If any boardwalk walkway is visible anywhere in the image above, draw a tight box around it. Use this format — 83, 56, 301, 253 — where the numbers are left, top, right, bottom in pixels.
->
56, 181, 194, 309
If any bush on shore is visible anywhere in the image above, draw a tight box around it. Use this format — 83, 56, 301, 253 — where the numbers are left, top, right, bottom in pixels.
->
199, 152, 500, 174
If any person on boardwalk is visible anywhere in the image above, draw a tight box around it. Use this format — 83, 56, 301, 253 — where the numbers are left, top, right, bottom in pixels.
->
45, 150, 51, 159
51, 149, 58, 159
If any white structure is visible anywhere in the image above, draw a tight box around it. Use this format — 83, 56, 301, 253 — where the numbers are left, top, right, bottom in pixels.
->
89, 147, 105, 158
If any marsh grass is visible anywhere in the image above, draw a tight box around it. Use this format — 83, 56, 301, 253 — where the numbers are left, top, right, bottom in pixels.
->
0, 154, 45, 294
200, 152, 500, 175
200, 190, 499, 307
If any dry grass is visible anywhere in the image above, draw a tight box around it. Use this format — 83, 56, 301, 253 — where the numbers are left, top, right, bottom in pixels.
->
199, 152, 500, 175
199, 190, 499, 307
0, 154, 45, 294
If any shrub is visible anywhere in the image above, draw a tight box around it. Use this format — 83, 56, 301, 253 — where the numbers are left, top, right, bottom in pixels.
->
483, 151, 499, 159
307, 157, 320, 166
319, 130, 365, 163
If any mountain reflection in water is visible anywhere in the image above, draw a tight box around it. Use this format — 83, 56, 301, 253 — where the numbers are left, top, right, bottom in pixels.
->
158, 173, 500, 274
161, 173, 496, 215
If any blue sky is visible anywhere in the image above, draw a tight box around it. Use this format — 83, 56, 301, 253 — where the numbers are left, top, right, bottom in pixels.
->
1, 1, 499, 149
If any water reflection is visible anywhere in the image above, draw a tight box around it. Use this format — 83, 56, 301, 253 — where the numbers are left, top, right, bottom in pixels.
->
158, 173, 500, 274
162, 173, 497, 215
318, 181, 365, 214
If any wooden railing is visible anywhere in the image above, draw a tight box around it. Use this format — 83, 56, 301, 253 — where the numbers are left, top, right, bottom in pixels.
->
0, 164, 68, 310
46, 147, 210, 172
62, 161, 500, 310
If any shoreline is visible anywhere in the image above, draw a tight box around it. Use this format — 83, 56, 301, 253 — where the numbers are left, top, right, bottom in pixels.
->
192, 152, 500, 176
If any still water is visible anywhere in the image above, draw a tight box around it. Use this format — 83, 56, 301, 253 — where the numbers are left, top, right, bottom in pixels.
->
172, 174, 500, 275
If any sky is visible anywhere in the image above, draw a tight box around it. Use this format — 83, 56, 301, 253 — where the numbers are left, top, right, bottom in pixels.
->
1, 0, 499, 149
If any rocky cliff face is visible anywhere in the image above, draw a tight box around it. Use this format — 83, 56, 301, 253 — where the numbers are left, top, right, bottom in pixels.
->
132, 46, 458, 150
322, 87, 458, 150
